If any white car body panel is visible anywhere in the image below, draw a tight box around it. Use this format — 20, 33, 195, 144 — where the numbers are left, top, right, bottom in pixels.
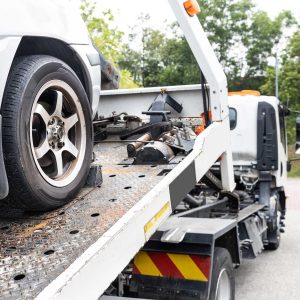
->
0, 0, 89, 44
0, 37, 22, 110
0, 0, 100, 118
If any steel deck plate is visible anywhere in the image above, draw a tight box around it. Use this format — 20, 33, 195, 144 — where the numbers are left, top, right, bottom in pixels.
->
0, 142, 175, 300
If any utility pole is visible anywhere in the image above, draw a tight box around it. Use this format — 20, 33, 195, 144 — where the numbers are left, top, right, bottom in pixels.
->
275, 40, 280, 99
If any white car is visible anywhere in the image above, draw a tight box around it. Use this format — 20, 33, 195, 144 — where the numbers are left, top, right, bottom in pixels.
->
0, 0, 101, 210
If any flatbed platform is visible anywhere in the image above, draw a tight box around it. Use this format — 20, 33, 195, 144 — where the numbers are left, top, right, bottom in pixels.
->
0, 141, 176, 300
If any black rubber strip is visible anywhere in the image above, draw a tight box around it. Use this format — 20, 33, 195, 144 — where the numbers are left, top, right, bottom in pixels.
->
0, 115, 9, 199
169, 161, 196, 210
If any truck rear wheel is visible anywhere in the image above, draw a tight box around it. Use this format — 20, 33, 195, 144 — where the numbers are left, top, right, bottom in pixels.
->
265, 230, 280, 250
265, 196, 281, 251
1, 55, 93, 211
209, 248, 235, 300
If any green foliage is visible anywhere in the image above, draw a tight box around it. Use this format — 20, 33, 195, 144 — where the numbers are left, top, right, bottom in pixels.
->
198, 0, 253, 77
229, 10, 295, 91
120, 15, 200, 87
80, 0, 138, 88
261, 30, 300, 144
198, 1, 295, 90
158, 38, 200, 86
288, 145, 300, 177
120, 0, 295, 91
245, 11, 295, 76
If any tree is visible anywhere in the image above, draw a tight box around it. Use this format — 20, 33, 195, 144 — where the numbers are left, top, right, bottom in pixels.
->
236, 10, 296, 90
120, 27, 201, 87
80, 0, 138, 88
120, 15, 201, 87
198, 0, 254, 79
120, 0, 295, 91
199, 1, 295, 90
261, 30, 300, 143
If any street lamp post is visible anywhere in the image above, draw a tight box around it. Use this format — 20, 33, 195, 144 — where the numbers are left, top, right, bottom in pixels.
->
275, 39, 280, 99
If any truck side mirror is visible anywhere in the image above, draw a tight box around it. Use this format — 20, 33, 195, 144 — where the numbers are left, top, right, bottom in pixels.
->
296, 117, 300, 154
281, 104, 290, 116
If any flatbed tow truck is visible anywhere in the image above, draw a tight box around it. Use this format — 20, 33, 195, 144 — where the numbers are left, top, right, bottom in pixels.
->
0, 1, 293, 299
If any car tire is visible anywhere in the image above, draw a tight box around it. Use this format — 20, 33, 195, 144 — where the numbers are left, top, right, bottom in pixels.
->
1, 55, 93, 211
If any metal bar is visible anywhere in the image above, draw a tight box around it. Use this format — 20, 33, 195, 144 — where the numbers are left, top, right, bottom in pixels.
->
174, 198, 229, 218
168, 0, 228, 122
100, 297, 150, 300
237, 204, 266, 222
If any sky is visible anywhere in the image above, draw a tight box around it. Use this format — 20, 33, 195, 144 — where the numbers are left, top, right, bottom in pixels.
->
96, 0, 300, 32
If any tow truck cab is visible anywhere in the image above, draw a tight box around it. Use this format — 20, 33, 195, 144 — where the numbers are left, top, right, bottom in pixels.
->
229, 94, 287, 188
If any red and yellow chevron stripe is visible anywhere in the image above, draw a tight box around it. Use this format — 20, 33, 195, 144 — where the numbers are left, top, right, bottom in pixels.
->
133, 251, 210, 282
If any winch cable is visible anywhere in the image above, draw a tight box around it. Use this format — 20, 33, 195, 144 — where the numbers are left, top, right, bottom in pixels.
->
201, 71, 211, 128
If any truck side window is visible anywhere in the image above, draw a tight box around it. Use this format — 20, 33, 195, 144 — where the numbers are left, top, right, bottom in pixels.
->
279, 106, 287, 153
229, 108, 237, 130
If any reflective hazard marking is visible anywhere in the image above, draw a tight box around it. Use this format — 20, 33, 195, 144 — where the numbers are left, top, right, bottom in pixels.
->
133, 251, 210, 282
167, 253, 208, 281
133, 251, 162, 277
144, 201, 171, 236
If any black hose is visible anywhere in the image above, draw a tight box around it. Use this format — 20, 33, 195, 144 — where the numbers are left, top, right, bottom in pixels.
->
183, 194, 203, 208
120, 122, 172, 140
235, 190, 251, 202
201, 71, 211, 128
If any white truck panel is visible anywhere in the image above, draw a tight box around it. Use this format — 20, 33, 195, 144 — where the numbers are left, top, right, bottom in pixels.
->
100, 85, 204, 121
229, 96, 259, 163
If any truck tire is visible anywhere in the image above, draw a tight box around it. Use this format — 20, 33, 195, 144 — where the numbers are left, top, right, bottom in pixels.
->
209, 248, 235, 300
265, 231, 280, 250
1, 55, 93, 211
265, 221, 281, 250
265, 196, 281, 251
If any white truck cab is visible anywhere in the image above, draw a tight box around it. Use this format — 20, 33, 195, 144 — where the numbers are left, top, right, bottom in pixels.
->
229, 94, 288, 189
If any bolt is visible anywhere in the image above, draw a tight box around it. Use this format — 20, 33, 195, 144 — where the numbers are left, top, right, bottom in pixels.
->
48, 119, 55, 125
58, 142, 65, 149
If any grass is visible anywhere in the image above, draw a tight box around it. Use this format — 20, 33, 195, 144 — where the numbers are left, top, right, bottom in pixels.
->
288, 145, 300, 178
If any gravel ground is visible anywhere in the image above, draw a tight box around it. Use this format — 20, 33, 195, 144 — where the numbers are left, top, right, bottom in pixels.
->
235, 179, 300, 300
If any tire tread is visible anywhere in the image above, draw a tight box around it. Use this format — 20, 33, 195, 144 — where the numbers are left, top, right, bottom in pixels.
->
1, 55, 92, 211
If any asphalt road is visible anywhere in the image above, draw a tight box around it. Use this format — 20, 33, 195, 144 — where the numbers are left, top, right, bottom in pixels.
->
235, 179, 300, 300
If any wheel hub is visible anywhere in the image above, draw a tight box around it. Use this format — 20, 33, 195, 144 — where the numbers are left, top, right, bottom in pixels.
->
216, 268, 231, 300
47, 117, 66, 150
30, 81, 86, 187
